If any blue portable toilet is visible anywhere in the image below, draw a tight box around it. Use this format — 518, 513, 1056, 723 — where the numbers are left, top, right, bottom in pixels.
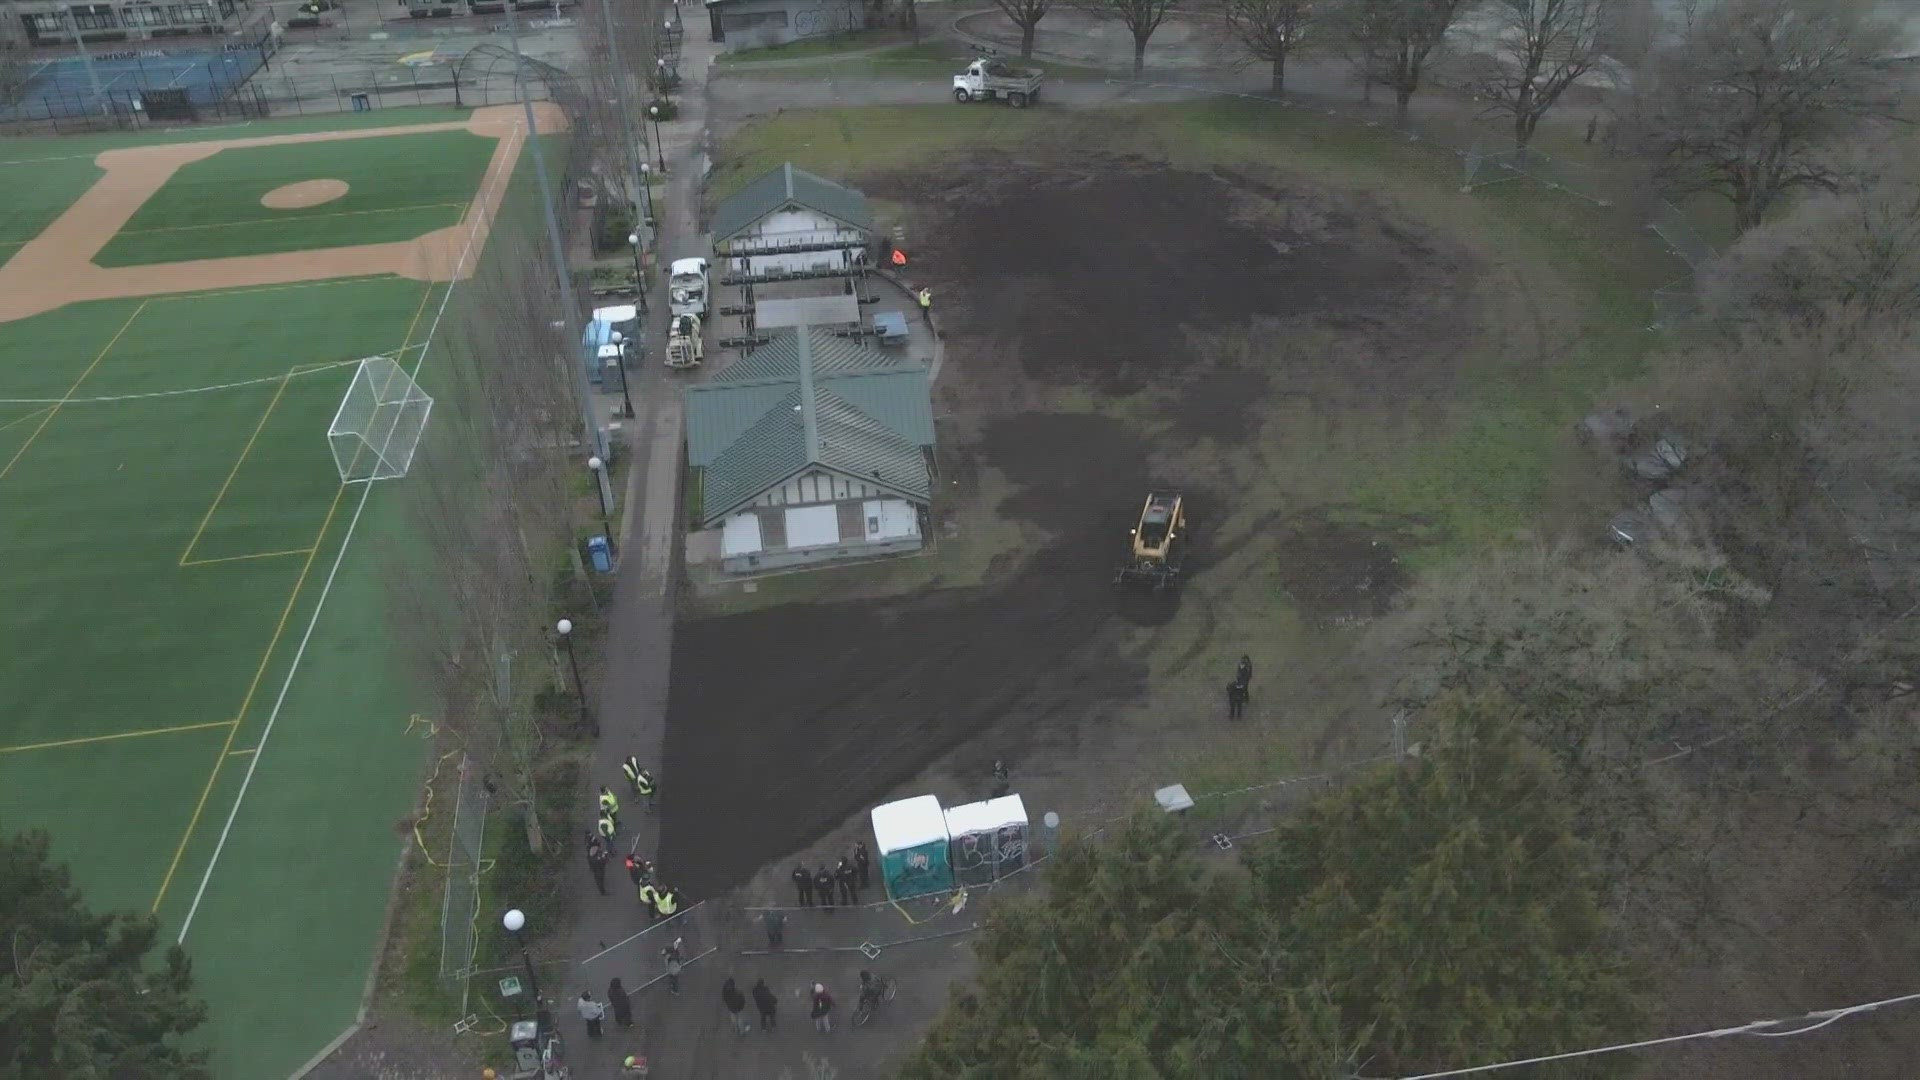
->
587, 536, 612, 573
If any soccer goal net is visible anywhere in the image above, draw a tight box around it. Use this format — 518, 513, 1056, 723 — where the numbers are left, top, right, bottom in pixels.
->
329, 356, 434, 483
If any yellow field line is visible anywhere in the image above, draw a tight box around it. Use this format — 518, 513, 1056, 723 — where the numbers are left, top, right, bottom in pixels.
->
150, 280, 438, 915
179, 370, 294, 567
0, 405, 55, 434
181, 547, 316, 567
0, 719, 236, 756
0, 301, 146, 483
120, 201, 469, 236
150, 483, 348, 914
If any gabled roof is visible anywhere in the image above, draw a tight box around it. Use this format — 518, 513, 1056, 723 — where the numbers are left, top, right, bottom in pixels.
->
686, 327, 934, 526
710, 162, 874, 244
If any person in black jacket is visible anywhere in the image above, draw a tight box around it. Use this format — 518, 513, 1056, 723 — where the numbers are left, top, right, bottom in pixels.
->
752, 977, 778, 1030
815, 865, 836, 912
853, 841, 872, 890
608, 977, 633, 1029
792, 863, 814, 906
836, 857, 858, 905
586, 838, 610, 896
722, 977, 751, 1035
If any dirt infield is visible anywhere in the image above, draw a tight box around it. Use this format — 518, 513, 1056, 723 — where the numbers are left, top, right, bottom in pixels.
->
658, 158, 1471, 897
260, 179, 349, 209
0, 102, 567, 323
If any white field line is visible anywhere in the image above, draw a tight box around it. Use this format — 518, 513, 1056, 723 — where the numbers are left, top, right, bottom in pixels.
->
174, 119, 525, 945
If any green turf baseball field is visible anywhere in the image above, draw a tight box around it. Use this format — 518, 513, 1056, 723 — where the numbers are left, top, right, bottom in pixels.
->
0, 103, 555, 1078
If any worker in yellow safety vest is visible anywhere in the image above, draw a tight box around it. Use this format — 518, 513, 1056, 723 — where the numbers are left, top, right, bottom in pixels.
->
638, 880, 658, 918
653, 885, 679, 920
598, 784, 620, 827
620, 754, 644, 796
597, 811, 617, 846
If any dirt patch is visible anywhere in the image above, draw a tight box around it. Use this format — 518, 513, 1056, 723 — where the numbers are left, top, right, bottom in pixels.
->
1275, 521, 1408, 624
867, 159, 1461, 398
260, 178, 349, 209
662, 158, 1470, 897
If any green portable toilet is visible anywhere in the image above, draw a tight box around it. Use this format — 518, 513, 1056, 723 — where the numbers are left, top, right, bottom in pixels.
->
870, 795, 952, 900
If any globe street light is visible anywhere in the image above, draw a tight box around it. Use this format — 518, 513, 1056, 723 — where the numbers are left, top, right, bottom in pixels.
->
607, 329, 636, 419
647, 105, 666, 172
502, 908, 541, 1000
556, 618, 591, 734
587, 455, 615, 545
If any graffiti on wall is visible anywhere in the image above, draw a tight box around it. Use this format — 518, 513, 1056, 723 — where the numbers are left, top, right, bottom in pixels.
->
953, 823, 1027, 881
793, 8, 856, 39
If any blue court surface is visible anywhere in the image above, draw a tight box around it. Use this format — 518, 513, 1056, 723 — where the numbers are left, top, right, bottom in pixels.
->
6, 45, 269, 120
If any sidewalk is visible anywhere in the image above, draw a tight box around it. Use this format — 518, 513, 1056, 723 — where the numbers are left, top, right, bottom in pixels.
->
551, 9, 716, 1076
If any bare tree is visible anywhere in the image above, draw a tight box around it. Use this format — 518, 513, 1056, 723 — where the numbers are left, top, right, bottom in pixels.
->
1336, 0, 1470, 125
992, 0, 1054, 59
388, 221, 594, 856
1471, 0, 1614, 151
0, 49, 29, 108
1223, 0, 1317, 94
1633, 0, 1904, 236
1079, 0, 1183, 76
1703, 168, 1920, 327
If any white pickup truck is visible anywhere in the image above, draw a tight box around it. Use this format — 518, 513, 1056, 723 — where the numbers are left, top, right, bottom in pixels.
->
668, 257, 710, 318
952, 58, 1043, 108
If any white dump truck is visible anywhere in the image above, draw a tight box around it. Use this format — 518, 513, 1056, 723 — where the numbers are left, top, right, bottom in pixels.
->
952, 58, 1043, 107
668, 257, 710, 318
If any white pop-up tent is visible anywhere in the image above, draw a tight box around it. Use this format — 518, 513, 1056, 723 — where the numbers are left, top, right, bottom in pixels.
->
944, 794, 1029, 886
870, 795, 953, 900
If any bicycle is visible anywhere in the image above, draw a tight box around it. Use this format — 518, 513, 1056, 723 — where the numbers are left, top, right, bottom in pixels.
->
851, 974, 897, 1026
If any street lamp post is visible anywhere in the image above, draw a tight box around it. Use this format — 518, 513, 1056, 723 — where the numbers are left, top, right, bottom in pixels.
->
502, 908, 541, 1001
588, 456, 615, 546
636, 162, 656, 226
556, 618, 593, 735
648, 105, 667, 172
608, 331, 637, 419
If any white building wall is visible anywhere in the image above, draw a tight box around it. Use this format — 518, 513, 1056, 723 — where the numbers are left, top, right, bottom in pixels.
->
718, 497, 926, 573
864, 499, 920, 541
751, 469, 892, 508
784, 504, 841, 549
721, 512, 764, 559
728, 209, 867, 276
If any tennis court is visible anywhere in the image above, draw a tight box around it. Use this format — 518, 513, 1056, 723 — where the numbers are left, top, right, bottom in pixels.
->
6, 40, 272, 120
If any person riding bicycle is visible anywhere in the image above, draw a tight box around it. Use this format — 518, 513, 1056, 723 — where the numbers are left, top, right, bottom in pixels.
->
858, 970, 883, 1012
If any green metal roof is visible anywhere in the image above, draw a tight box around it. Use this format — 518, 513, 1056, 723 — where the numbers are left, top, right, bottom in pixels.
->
685, 328, 934, 525
710, 163, 875, 244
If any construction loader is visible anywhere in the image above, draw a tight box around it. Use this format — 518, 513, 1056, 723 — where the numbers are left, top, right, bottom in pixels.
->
1114, 492, 1187, 591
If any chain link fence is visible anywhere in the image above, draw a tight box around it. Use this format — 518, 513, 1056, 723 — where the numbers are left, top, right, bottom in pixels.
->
439, 754, 493, 1015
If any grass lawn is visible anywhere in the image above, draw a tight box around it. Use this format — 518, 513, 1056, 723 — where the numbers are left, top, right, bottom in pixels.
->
93, 129, 497, 266
716, 29, 910, 62
0, 276, 440, 1078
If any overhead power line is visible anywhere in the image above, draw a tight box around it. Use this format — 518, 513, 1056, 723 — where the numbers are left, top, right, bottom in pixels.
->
1385, 990, 1920, 1080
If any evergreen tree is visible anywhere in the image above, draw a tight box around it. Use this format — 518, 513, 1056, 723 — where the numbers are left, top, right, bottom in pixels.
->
0, 829, 210, 1079
902, 694, 1640, 1079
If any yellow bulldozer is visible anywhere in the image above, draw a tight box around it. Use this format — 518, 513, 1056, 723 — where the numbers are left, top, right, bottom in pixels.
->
1114, 492, 1187, 591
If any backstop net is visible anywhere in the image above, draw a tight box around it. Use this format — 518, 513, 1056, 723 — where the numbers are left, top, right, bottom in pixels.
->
329, 356, 433, 482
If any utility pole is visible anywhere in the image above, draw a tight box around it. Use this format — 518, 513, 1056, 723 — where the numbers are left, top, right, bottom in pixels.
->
503, 4, 602, 460
60, 3, 110, 117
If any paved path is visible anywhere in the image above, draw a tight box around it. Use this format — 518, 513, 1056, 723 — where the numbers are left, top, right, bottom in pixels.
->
547, 5, 707, 1074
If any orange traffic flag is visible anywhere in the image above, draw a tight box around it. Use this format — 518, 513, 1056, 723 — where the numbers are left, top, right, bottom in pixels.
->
890, 249, 908, 267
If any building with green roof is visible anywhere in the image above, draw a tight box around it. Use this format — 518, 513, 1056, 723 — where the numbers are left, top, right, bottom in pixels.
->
686, 326, 935, 573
